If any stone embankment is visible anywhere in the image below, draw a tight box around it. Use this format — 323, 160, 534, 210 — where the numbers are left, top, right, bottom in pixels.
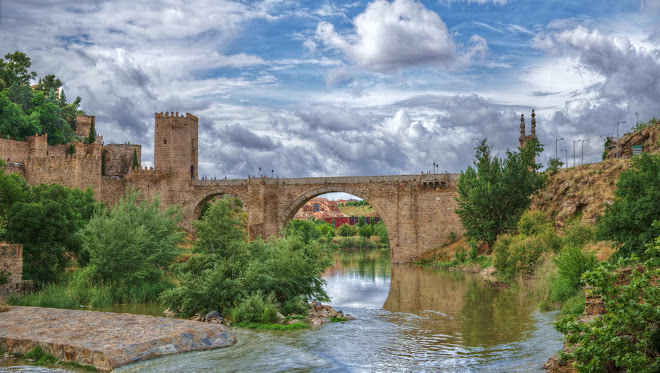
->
0, 306, 236, 371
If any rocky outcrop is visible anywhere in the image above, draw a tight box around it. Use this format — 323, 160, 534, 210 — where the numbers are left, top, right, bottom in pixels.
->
307, 301, 354, 326
0, 306, 236, 372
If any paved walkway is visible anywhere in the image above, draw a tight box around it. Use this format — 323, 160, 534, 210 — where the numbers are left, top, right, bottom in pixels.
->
0, 306, 236, 371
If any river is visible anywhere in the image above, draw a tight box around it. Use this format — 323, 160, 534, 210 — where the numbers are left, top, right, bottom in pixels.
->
2, 248, 563, 372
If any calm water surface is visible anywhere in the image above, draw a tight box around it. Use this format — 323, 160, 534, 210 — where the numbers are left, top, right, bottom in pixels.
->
3, 248, 563, 372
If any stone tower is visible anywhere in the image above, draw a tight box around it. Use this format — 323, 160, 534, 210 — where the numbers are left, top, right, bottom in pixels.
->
519, 109, 537, 149
154, 112, 198, 180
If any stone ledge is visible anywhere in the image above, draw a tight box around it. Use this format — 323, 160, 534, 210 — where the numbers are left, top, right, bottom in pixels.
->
0, 306, 236, 371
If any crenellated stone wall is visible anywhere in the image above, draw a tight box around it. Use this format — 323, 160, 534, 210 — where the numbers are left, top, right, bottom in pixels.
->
25, 154, 102, 192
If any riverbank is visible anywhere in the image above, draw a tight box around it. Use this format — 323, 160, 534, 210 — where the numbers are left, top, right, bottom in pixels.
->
0, 306, 236, 371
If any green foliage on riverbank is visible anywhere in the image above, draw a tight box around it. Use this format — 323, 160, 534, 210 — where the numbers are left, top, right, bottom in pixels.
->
161, 196, 331, 321
554, 242, 660, 373
233, 322, 307, 330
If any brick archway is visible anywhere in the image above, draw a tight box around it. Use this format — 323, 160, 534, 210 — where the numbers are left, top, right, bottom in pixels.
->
191, 190, 248, 221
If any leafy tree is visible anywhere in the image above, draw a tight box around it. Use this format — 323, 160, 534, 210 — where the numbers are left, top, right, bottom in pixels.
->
373, 220, 389, 245
132, 148, 138, 169
546, 157, 564, 173
597, 153, 660, 258
358, 224, 372, 238
0, 51, 37, 90
286, 219, 320, 245
455, 139, 546, 248
0, 160, 28, 234
33, 74, 62, 94
161, 197, 330, 316
4, 184, 99, 284
86, 116, 96, 144
554, 240, 660, 373
82, 189, 183, 286
357, 216, 365, 227
337, 223, 357, 237
0, 92, 40, 140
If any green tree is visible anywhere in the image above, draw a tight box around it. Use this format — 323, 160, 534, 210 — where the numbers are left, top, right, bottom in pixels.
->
131, 148, 138, 169
373, 220, 389, 245
0, 160, 28, 234
546, 157, 564, 173
597, 153, 660, 258
161, 197, 330, 316
3, 184, 99, 284
0, 51, 37, 90
33, 74, 62, 94
358, 224, 372, 238
455, 139, 546, 248
357, 216, 365, 227
338, 223, 357, 237
82, 189, 183, 286
0, 92, 40, 140
86, 116, 96, 144
286, 219, 320, 245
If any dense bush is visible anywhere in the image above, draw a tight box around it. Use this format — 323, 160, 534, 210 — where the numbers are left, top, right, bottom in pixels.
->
337, 223, 357, 237
286, 219, 320, 244
373, 220, 389, 245
161, 196, 331, 317
335, 236, 377, 250
555, 240, 660, 373
597, 153, 660, 258
230, 292, 279, 324
550, 246, 596, 302
358, 224, 373, 238
82, 189, 183, 286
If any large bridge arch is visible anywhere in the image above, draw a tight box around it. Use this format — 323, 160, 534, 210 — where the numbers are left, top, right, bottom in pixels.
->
279, 185, 397, 254
190, 188, 248, 221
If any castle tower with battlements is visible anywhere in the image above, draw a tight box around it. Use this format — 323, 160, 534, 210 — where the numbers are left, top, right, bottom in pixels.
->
154, 112, 198, 180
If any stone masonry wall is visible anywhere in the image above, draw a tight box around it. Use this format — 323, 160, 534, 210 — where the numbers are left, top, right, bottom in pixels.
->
103, 144, 141, 177
154, 112, 198, 180
24, 154, 102, 194
0, 243, 22, 283
75, 114, 94, 138
99, 177, 127, 206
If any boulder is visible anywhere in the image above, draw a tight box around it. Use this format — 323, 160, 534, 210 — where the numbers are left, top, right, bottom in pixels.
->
164, 309, 177, 317
205, 310, 223, 322
275, 312, 286, 323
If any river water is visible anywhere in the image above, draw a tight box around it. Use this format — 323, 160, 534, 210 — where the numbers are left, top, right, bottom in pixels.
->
3, 248, 563, 372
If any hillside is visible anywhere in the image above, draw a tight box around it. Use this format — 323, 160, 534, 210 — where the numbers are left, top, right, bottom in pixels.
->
337, 205, 378, 217
604, 118, 660, 160
530, 158, 631, 227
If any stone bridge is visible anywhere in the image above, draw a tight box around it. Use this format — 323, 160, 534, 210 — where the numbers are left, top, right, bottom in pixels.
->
179, 173, 463, 263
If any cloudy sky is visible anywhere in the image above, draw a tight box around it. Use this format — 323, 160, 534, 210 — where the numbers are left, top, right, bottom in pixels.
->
2, 0, 659, 179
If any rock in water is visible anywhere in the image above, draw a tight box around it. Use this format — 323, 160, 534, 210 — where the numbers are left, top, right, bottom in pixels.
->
205, 310, 223, 322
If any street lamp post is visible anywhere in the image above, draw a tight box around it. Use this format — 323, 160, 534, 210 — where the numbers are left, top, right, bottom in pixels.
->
561, 149, 568, 168
581, 139, 590, 165
616, 121, 626, 158
432, 162, 436, 174
573, 140, 581, 167
555, 137, 564, 159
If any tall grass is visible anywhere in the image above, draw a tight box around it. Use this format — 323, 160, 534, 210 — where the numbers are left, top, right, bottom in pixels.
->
8, 279, 174, 309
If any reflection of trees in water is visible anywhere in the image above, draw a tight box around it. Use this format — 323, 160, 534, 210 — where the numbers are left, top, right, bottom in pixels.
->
325, 248, 391, 280
383, 264, 536, 349
460, 281, 535, 347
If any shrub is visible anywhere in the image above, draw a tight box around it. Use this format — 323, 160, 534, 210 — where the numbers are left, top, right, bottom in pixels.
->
358, 224, 372, 238
493, 233, 556, 281
553, 246, 596, 293
555, 247, 660, 373
231, 292, 279, 324
561, 222, 596, 248
281, 296, 309, 315
561, 291, 585, 315
517, 210, 553, 236
337, 224, 357, 237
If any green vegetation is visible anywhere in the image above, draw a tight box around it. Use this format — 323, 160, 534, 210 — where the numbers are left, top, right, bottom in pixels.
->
14, 346, 97, 371
602, 137, 613, 160
82, 189, 183, 286
554, 241, 660, 373
132, 148, 138, 169
337, 223, 357, 237
161, 196, 331, 322
0, 51, 83, 145
546, 157, 564, 173
455, 139, 546, 248
3, 183, 100, 285
337, 200, 369, 207
233, 322, 307, 331
86, 117, 96, 144
597, 153, 660, 258
630, 116, 658, 133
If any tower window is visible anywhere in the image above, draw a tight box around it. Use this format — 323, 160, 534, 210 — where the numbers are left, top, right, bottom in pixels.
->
164, 139, 167, 144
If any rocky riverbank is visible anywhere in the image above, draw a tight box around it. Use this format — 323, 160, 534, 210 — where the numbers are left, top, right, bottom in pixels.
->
0, 306, 236, 371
